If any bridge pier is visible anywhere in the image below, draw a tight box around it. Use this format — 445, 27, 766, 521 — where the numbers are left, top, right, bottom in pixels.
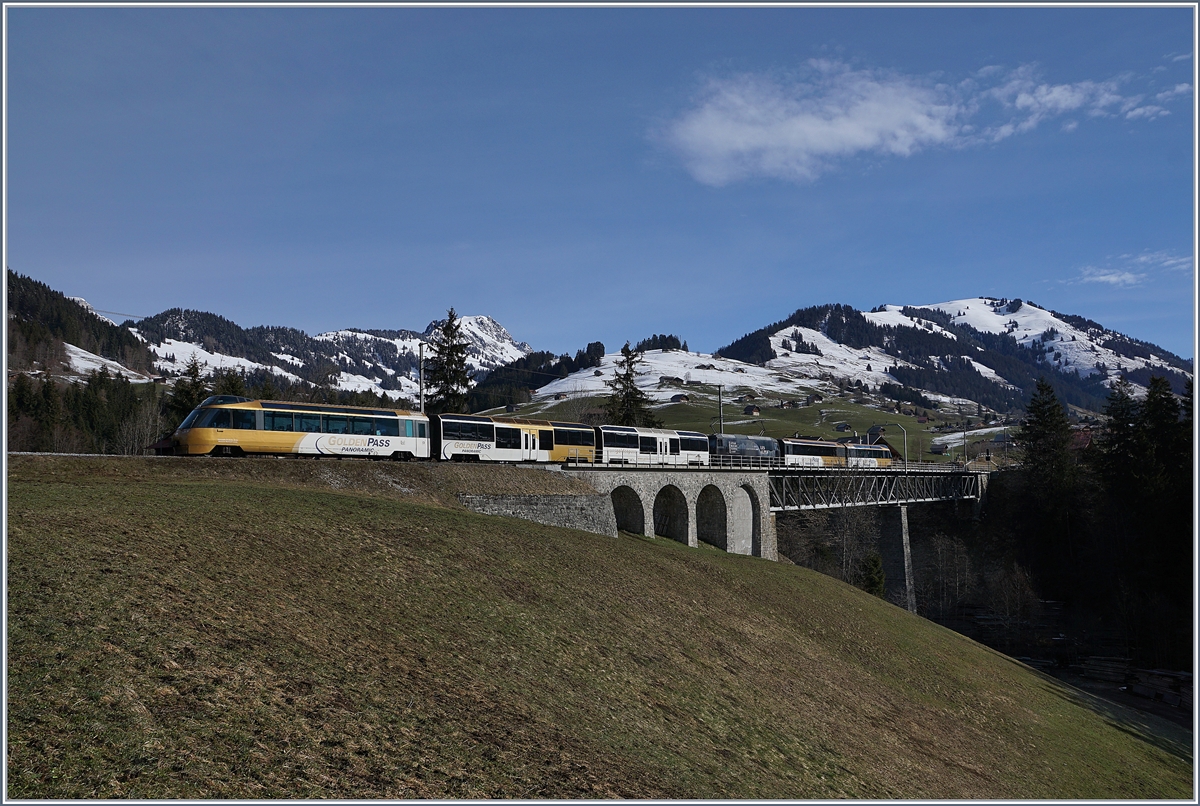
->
880, 505, 917, 613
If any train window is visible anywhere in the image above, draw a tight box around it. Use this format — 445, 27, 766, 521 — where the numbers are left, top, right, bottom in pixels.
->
350, 417, 373, 436
639, 436, 656, 454
178, 409, 202, 429
444, 421, 495, 442
296, 413, 320, 433
554, 428, 589, 446
495, 427, 521, 450
265, 412, 293, 431
232, 411, 256, 430
669, 439, 680, 455
195, 409, 232, 429
373, 418, 400, 437
417, 422, 426, 438
324, 415, 349, 434
539, 429, 553, 450
404, 419, 413, 438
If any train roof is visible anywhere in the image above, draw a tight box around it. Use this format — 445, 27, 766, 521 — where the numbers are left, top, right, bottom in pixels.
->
200, 397, 422, 418
491, 416, 592, 430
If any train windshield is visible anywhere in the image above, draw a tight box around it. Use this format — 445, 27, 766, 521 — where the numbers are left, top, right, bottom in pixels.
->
177, 408, 203, 430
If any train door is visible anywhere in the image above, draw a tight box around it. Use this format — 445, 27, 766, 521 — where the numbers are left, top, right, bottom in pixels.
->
523, 430, 537, 462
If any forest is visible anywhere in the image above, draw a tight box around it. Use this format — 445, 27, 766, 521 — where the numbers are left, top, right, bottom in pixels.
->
780, 375, 1193, 672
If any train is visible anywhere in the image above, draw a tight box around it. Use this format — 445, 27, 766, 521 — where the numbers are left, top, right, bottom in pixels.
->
166, 395, 893, 468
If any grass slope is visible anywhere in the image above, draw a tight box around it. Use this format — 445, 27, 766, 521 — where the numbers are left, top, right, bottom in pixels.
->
7, 456, 1192, 798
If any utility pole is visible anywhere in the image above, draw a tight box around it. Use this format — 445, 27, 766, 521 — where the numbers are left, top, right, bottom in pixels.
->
718, 384, 724, 433
878, 422, 908, 473
418, 342, 425, 414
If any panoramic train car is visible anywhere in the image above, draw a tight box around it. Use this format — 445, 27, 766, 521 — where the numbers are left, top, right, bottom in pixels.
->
779, 437, 843, 468
594, 426, 710, 466
708, 432, 780, 467
170, 396, 431, 459
844, 441, 893, 469
431, 415, 595, 463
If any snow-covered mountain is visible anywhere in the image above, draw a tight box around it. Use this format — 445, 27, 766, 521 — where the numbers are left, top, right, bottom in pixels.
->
126, 308, 533, 402
531, 297, 1190, 418
54, 290, 1189, 416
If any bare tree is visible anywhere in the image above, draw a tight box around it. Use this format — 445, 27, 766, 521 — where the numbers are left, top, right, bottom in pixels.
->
116, 395, 165, 455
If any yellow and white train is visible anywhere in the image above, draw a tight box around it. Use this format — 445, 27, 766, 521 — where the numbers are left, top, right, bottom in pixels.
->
168, 396, 894, 469
168, 396, 599, 463
170, 396, 431, 459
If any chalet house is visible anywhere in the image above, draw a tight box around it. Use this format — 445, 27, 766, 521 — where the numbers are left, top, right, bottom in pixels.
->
835, 423, 852, 432
743, 405, 760, 415
670, 393, 690, 403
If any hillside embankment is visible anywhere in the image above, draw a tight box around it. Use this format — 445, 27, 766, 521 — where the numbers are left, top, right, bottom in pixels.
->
6, 455, 1193, 798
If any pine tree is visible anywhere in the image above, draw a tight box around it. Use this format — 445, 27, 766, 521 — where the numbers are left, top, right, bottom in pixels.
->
426, 308, 472, 414
212, 368, 247, 397
1096, 377, 1141, 500
604, 343, 662, 427
167, 356, 210, 427
859, 552, 886, 598
1019, 377, 1073, 495
256, 372, 279, 401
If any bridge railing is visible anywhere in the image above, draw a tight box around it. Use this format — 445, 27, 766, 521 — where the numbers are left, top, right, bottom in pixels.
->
564, 453, 983, 472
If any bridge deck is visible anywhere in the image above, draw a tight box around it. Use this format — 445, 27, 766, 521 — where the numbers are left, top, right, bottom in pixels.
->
563, 463, 986, 511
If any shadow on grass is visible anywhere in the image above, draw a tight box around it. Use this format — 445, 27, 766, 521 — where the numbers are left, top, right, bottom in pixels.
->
1001, 656, 1194, 764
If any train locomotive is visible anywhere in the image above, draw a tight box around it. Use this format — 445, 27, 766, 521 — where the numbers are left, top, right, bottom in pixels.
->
167, 395, 892, 468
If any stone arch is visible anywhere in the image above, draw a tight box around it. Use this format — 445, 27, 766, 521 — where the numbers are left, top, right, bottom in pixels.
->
611, 486, 645, 535
742, 483, 763, 557
652, 484, 689, 544
696, 484, 728, 550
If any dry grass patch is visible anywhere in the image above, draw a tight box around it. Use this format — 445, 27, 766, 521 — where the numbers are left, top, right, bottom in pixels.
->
7, 455, 1192, 798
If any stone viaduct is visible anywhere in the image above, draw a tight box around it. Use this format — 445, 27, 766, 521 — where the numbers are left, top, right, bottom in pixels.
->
561, 468, 776, 560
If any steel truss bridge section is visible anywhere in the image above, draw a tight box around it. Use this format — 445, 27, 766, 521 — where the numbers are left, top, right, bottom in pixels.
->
767, 468, 984, 511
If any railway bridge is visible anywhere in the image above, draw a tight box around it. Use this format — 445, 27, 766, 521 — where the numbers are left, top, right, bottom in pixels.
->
561, 464, 987, 554
560, 464, 988, 612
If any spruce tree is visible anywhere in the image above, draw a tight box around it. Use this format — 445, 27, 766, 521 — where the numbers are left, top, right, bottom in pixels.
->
604, 342, 662, 427
1019, 377, 1073, 494
426, 308, 472, 414
859, 553, 886, 598
167, 356, 210, 427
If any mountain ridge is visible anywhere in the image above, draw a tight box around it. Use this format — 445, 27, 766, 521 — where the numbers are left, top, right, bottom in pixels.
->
9, 268, 1190, 416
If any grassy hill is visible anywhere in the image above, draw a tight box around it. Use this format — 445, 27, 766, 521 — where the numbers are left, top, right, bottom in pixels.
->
7, 455, 1191, 798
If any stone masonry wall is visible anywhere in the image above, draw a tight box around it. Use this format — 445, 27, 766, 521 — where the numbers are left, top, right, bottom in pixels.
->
457, 494, 618, 538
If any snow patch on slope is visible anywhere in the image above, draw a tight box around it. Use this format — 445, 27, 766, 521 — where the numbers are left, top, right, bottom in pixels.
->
63, 343, 153, 381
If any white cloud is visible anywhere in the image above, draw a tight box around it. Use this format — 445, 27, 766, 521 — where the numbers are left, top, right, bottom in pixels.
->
662, 63, 961, 185
1156, 83, 1192, 101
1078, 268, 1147, 287
1070, 251, 1193, 287
663, 61, 1187, 185
1125, 105, 1168, 120
1125, 250, 1194, 272
1171, 52, 1193, 62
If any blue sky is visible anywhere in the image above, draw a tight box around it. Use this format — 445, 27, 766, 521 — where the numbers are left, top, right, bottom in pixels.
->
6, 6, 1196, 359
